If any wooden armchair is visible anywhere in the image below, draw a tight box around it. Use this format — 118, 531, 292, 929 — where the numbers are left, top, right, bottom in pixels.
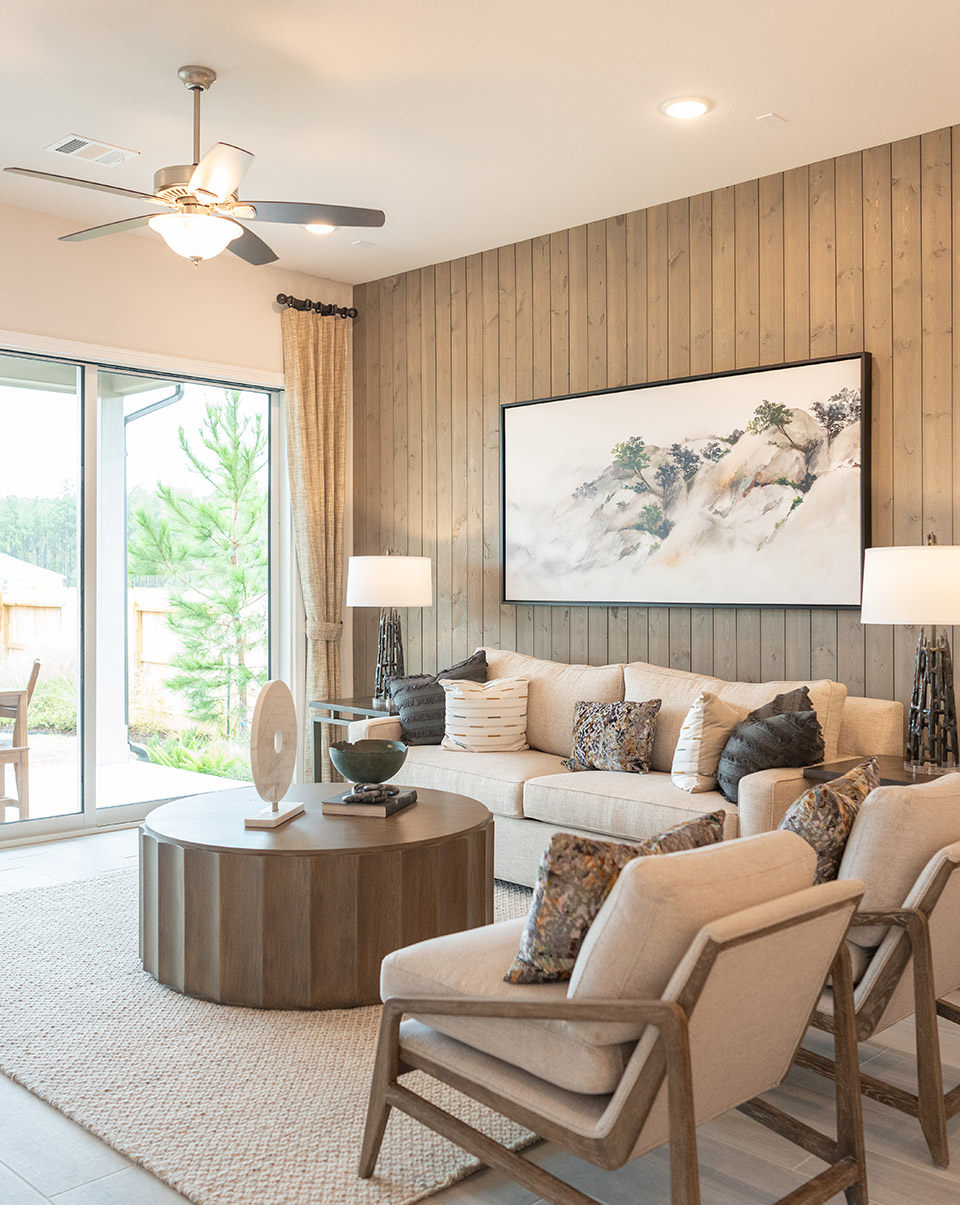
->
0, 659, 40, 821
360, 831, 868, 1205
796, 773, 960, 1168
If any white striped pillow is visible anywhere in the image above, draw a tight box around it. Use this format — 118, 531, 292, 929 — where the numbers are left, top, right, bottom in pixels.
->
439, 676, 529, 753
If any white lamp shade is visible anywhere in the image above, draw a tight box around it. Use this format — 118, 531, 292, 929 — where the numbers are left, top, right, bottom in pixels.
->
860, 545, 960, 625
148, 213, 243, 261
346, 556, 433, 608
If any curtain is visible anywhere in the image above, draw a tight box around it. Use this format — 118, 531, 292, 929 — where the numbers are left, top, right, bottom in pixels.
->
280, 308, 348, 781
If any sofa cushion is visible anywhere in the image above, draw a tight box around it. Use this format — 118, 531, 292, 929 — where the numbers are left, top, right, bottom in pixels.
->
479, 647, 623, 757
396, 745, 568, 818
439, 675, 529, 752
779, 757, 880, 883
623, 660, 847, 770
716, 711, 825, 804
671, 690, 748, 792
522, 770, 739, 840
568, 830, 818, 1044
562, 699, 661, 773
505, 813, 725, 985
380, 917, 631, 1094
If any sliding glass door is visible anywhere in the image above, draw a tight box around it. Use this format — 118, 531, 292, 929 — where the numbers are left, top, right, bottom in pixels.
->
0, 354, 82, 828
0, 353, 279, 839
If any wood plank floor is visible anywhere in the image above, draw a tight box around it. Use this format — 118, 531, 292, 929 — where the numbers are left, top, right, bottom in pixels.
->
1, 830, 959, 1203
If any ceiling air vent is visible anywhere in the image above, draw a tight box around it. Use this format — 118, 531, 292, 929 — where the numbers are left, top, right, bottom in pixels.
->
44, 134, 139, 167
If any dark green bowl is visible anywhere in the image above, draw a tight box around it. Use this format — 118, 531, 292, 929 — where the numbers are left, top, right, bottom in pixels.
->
329, 739, 408, 785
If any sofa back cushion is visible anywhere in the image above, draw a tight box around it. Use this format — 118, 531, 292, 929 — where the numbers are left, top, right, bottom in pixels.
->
479, 648, 623, 757
568, 830, 817, 1044
623, 660, 847, 771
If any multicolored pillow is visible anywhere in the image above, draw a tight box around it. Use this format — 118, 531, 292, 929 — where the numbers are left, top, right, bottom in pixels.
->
562, 699, 661, 773
779, 757, 880, 883
504, 811, 725, 984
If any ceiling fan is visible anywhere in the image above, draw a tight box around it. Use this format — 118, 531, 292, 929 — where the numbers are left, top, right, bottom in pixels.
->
4, 65, 385, 266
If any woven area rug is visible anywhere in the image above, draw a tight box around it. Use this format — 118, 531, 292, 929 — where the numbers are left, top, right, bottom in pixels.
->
0, 868, 535, 1205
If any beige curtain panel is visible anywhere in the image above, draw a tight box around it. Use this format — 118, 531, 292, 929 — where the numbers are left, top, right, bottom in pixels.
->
281, 308, 348, 782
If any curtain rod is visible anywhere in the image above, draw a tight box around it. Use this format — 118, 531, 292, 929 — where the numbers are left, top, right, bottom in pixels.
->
276, 293, 357, 319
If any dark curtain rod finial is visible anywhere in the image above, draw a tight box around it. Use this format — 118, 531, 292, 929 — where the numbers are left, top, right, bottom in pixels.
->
276, 293, 358, 320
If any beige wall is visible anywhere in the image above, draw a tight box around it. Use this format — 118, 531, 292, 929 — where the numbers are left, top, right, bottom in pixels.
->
0, 201, 351, 379
352, 125, 959, 719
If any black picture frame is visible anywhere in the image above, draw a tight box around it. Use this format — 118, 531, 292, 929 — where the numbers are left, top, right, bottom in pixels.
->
500, 352, 871, 609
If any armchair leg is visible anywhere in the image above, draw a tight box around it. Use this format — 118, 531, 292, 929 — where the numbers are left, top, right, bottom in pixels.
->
915, 985, 949, 1168
358, 1005, 402, 1178
830, 945, 867, 1204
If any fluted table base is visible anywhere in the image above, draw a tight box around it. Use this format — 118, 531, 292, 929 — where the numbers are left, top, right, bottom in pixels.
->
139, 786, 493, 1009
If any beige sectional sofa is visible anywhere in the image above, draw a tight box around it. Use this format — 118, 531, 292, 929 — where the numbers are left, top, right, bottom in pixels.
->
347, 647, 904, 887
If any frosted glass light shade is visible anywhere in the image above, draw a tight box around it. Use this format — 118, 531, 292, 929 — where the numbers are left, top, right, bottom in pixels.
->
346, 556, 433, 608
148, 213, 243, 261
860, 546, 960, 625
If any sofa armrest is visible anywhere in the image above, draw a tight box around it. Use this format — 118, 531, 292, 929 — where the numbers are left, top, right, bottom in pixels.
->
736, 767, 808, 836
346, 715, 403, 742
837, 696, 904, 758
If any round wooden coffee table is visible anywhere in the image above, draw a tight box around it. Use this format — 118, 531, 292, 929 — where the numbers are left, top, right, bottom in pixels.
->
139, 785, 493, 1009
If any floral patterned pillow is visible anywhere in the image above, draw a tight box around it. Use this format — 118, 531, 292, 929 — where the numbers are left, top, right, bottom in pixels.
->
504, 811, 725, 984
778, 757, 880, 883
562, 699, 662, 773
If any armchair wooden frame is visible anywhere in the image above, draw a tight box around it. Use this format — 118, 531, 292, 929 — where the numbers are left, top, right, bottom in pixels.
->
0, 659, 40, 821
797, 856, 960, 1169
360, 897, 867, 1205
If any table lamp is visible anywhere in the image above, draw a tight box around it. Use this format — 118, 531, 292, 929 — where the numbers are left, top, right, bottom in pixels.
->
860, 538, 960, 770
346, 554, 433, 702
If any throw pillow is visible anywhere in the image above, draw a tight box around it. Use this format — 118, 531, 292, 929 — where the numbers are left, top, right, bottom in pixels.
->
716, 710, 825, 804
504, 812, 725, 984
387, 651, 487, 744
439, 675, 529, 752
779, 757, 881, 883
671, 691, 749, 792
747, 685, 814, 721
562, 699, 662, 773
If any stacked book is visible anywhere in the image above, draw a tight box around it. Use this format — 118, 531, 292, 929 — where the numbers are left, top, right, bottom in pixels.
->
322, 786, 417, 818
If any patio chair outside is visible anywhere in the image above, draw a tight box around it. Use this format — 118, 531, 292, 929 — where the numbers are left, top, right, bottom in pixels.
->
0, 659, 40, 820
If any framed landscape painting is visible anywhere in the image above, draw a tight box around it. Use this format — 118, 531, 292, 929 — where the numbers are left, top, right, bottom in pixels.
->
501, 353, 870, 608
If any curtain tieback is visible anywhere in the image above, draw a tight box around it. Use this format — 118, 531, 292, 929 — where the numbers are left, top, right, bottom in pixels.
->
306, 620, 343, 643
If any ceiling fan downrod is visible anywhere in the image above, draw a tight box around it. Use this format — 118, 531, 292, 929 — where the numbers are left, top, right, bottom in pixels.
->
177, 65, 217, 166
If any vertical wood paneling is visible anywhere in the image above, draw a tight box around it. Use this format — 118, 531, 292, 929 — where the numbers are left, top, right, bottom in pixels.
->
354, 125, 960, 730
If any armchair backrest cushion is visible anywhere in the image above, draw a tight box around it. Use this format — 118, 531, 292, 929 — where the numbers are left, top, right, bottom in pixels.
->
479, 648, 623, 757
623, 660, 846, 770
839, 775, 960, 948
568, 829, 817, 1044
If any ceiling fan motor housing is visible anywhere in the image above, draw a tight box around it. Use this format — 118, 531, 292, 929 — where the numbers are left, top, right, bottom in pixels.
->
153, 164, 199, 201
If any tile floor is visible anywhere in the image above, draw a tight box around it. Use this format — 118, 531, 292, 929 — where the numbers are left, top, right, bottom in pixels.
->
1, 828, 959, 1203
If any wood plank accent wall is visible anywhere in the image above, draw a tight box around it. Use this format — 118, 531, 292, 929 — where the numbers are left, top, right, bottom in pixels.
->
351, 126, 957, 715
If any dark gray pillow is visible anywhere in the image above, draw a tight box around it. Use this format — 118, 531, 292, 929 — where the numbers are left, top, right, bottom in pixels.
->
387, 651, 487, 745
716, 710, 825, 804
747, 685, 814, 721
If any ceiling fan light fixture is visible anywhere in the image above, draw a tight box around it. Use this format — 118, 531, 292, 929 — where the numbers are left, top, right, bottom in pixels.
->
305, 223, 337, 235
147, 212, 243, 262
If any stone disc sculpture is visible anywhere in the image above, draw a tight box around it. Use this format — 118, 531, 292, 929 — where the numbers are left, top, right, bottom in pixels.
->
244, 680, 305, 829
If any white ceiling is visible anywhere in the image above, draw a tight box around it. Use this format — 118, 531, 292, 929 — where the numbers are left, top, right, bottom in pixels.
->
2, 0, 960, 286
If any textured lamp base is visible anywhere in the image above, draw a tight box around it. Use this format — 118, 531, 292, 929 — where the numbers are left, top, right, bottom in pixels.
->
374, 607, 404, 700
906, 631, 959, 770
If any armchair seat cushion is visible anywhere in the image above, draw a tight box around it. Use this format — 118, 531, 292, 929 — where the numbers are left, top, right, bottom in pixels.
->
395, 746, 569, 818
381, 918, 633, 1094
522, 770, 739, 840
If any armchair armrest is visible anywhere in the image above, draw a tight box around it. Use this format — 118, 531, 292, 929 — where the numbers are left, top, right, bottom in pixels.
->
383, 993, 682, 1028
736, 766, 808, 835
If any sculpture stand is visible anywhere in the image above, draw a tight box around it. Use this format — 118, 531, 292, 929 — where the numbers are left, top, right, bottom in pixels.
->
245, 799, 305, 829
906, 627, 959, 771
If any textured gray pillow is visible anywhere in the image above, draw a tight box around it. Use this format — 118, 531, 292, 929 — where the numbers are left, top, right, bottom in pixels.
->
716, 710, 825, 804
747, 685, 814, 721
388, 651, 487, 744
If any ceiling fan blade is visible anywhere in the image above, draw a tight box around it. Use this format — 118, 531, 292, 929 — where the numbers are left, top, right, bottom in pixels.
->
188, 143, 253, 202
4, 166, 166, 204
59, 214, 168, 242
226, 223, 278, 266
242, 201, 386, 228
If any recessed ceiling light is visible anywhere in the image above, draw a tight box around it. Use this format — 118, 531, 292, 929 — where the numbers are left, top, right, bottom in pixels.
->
658, 97, 713, 120
305, 223, 337, 235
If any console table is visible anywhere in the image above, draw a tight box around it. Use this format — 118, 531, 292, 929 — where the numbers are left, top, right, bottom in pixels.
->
140, 785, 493, 1009
804, 755, 958, 787
309, 696, 398, 782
